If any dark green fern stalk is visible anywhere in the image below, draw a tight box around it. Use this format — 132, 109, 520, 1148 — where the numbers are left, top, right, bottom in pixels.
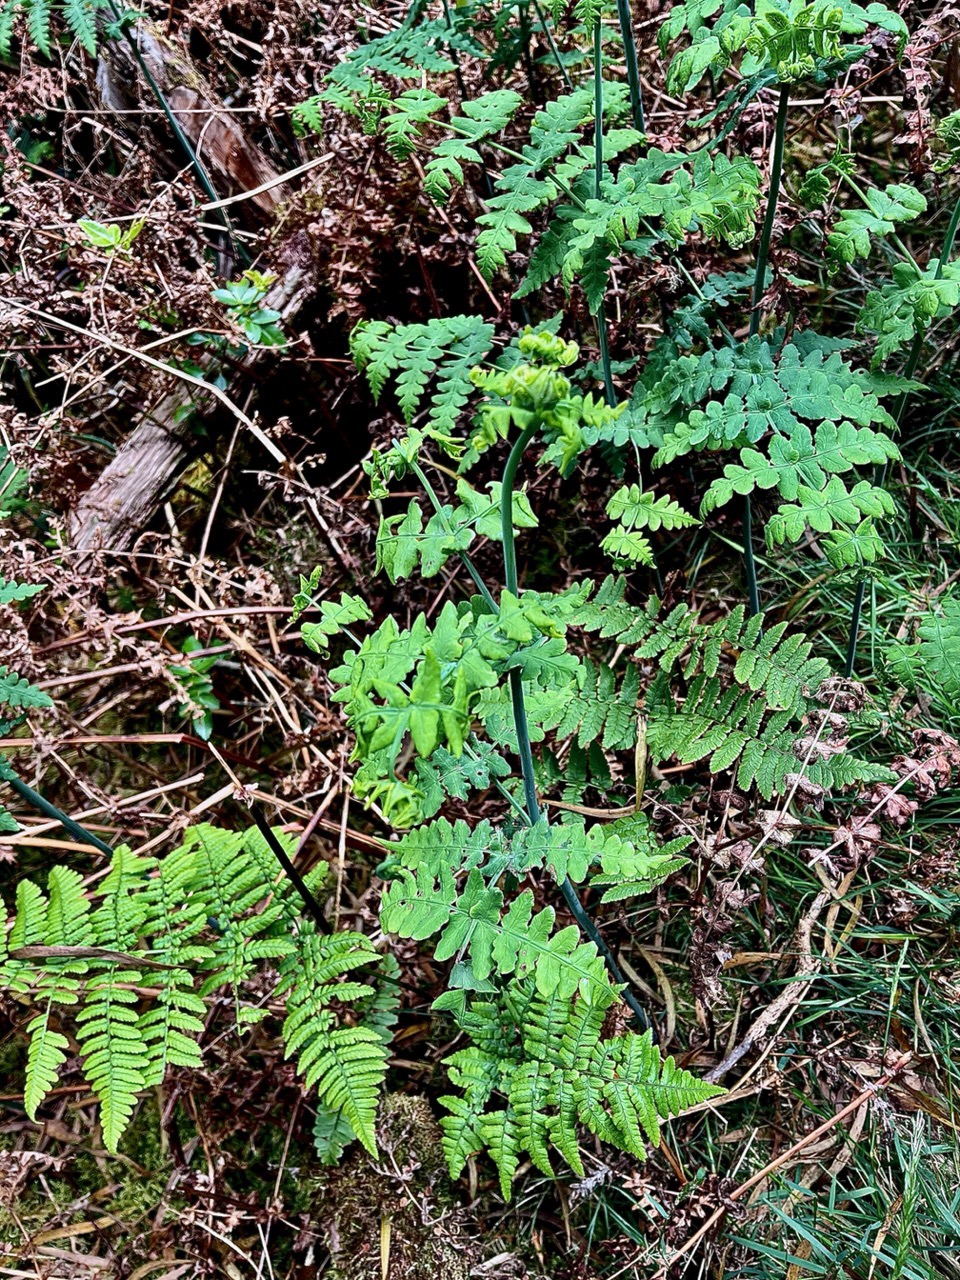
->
3, 771, 114, 856
499, 416, 650, 1030
614, 0, 646, 134
743, 82, 790, 617
844, 186, 960, 676
593, 15, 618, 408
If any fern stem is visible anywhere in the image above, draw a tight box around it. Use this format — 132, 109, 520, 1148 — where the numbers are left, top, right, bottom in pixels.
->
742, 493, 761, 619
500, 422, 651, 1032
501, 420, 546, 822
408, 459, 499, 612
593, 19, 617, 408
501, 422, 541, 601
596, 306, 618, 407
3, 773, 114, 856
518, 3, 540, 104
249, 806, 329, 932
845, 186, 960, 676
742, 83, 790, 618
614, 0, 646, 134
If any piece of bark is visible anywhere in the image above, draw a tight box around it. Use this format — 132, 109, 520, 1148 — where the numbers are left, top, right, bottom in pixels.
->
70, 29, 317, 555
95, 23, 280, 215
69, 253, 312, 554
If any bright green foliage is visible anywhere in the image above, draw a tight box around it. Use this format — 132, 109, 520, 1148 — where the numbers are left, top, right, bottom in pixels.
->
644, 335, 903, 562
640, 603, 891, 796
413, 742, 512, 820
301, 593, 373, 654
860, 260, 960, 363
766, 475, 895, 550
660, 0, 906, 93
934, 110, 960, 173
536, 150, 762, 310
376, 480, 538, 584
0, 665, 53, 711
0, 578, 43, 604
0, 0, 105, 57
603, 484, 699, 565
648, 336, 902, 460
536, 660, 642, 750
827, 182, 926, 270
468, 330, 623, 474
168, 636, 221, 741
350, 315, 495, 441
471, 86, 618, 278
298, 8, 478, 122
701, 421, 899, 514
278, 930, 388, 1155
422, 89, 524, 199
436, 978, 723, 1198
889, 594, 960, 711
0, 826, 392, 1155
379, 815, 688, 998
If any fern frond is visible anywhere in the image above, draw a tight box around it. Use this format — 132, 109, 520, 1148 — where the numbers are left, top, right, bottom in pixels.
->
279, 929, 388, 1155
0, 666, 53, 710
438, 979, 724, 1197
889, 593, 960, 708
0, 578, 44, 604
76, 970, 147, 1152
1, 823, 392, 1155
350, 314, 495, 440
542, 660, 641, 750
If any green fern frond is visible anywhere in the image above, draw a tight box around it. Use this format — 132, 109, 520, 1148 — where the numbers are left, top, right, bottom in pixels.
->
0, 666, 53, 711
889, 593, 960, 710
279, 929, 388, 1155
0, 825, 393, 1154
0, 578, 44, 604
76, 970, 147, 1152
439, 979, 724, 1197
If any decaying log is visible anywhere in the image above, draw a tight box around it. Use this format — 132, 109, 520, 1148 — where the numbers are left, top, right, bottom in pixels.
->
70, 29, 319, 555
95, 24, 281, 215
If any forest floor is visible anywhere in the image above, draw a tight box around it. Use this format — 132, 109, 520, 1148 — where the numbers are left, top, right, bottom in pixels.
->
3, 0, 960, 1276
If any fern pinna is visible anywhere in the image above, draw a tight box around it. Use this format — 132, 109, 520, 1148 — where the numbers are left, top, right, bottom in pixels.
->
0, 825, 395, 1155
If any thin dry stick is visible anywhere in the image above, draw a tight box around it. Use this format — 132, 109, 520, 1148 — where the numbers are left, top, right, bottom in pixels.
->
705, 888, 832, 1083
653, 1053, 912, 1278
197, 153, 334, 211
